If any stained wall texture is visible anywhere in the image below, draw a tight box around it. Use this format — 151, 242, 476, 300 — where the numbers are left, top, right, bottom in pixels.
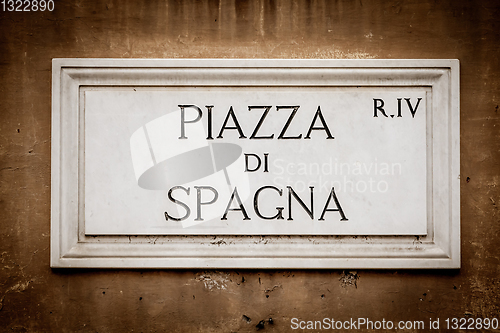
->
0, 0, 499, 332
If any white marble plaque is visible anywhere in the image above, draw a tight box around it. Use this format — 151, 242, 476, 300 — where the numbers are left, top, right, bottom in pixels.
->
51, 59, 460, 268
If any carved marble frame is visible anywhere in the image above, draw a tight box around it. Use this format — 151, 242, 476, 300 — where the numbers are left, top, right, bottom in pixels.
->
51, 59, 460, 268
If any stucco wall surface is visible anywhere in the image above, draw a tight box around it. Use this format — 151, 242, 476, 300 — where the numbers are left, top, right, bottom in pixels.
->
0, 0, 499, 332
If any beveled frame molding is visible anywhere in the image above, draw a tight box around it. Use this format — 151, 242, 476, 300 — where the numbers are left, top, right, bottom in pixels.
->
51, 59, 460, 268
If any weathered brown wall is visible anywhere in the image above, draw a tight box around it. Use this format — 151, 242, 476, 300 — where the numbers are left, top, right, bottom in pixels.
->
0, 0, 499, 332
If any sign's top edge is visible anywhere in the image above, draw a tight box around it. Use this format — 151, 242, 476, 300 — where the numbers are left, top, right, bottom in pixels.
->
52, 58, 459, 68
